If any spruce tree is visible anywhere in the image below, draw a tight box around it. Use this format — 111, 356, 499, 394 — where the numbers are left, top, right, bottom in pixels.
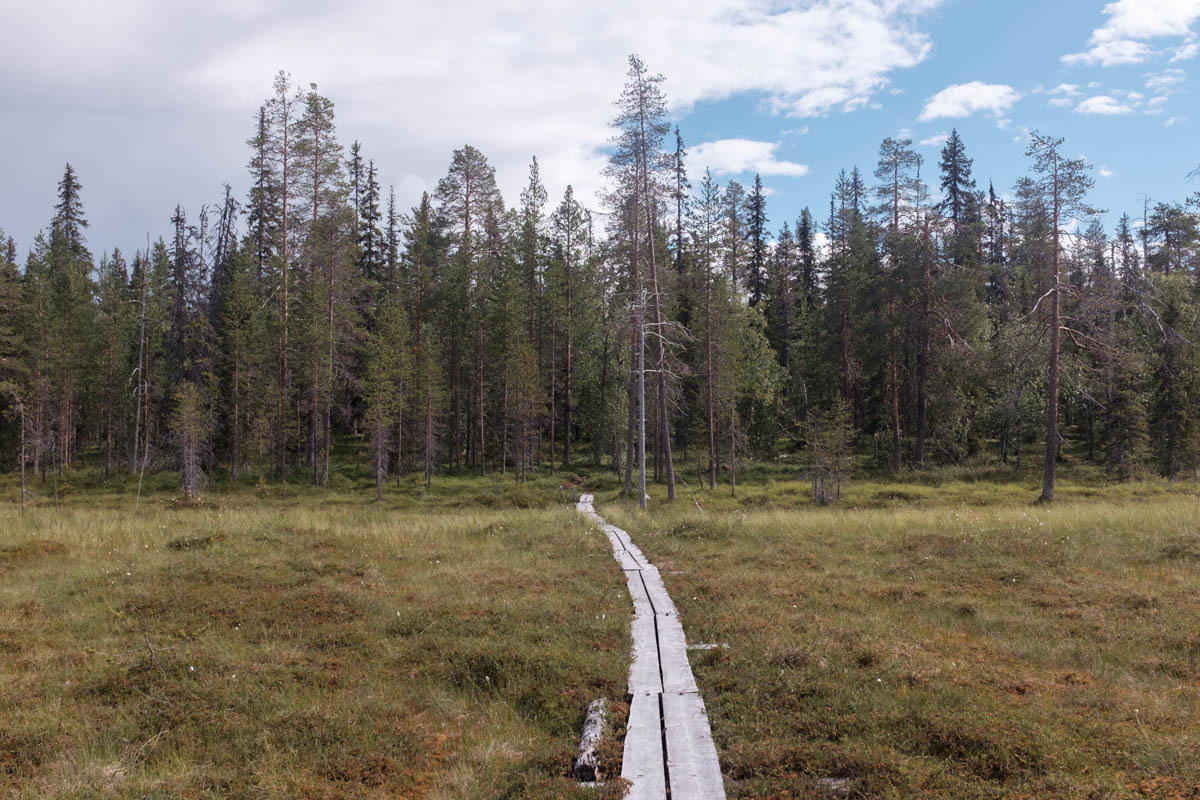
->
746, 174, 769, 307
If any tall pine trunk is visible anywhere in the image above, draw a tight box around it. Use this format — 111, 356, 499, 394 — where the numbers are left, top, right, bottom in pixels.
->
1041, 157, 1062, 503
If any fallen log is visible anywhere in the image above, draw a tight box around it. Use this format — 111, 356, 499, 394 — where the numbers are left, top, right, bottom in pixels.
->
573, 698, 608, 782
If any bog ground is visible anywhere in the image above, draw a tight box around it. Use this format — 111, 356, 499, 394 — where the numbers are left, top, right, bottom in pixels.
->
2, 466, 1199, 798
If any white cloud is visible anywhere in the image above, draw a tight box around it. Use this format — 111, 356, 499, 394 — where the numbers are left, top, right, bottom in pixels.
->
918, 81, 1021, 120
1172, 39, 1200, 60
1099, 166, 1115, 176
1145, 67, 1187, 92
919, 133, 948, 148
687, 138, 810, 178
1049, 97, 1074, 108
1075, 95, 1135, 114
1064, 38, 1151, 66
1063, 0, 1200, 66
812, 231, 831, 259
0, 0, 945, 253
1050, 82, 1082, 95
1166, 114, 1187, 124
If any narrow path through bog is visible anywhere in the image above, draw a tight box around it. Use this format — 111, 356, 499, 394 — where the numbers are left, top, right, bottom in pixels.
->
577, 494, 726, 799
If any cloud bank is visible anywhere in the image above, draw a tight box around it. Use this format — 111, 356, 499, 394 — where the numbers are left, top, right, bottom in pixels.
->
0, 0, 944, 253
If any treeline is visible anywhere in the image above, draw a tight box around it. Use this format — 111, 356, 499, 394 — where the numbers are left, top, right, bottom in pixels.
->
2, 57, 1199, 502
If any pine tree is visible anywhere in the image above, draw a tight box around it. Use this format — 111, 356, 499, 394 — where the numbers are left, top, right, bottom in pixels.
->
795, 208, 818, 307
263, 70, 302, 479
436, 145, 500, 470
672, 127, 690, 276
363, 299, 409, 499
608, 54, 676, 503
690, 168, 724, 488
1025, 132, 1095, 501
550, 185, 589, 468
414, 322, 445, 487
358, 160, 385, 288
45, 163, 95, 469
746, 174, 769, 307
722, 180, 747, 293
348, 140, 364, 231
0, 230, 26, 473
939, 129, 975, 229
294, 81, 349, 485
170, 381, 212, 504
96, 249, 133, 478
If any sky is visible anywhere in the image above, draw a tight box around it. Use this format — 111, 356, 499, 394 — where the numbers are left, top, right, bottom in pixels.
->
1, 0, 1198, 261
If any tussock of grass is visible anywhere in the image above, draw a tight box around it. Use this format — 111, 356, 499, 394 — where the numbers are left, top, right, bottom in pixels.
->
0, 501, 630, 799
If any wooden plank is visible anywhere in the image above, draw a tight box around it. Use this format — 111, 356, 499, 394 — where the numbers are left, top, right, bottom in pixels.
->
613, 546, 644, 572
625, 572, 655, 617
623, 692, 667, 799
662, 691, 726, 799
628, 612, 662, 694
656, 617, 699, 694
639, 571, 678, 617
577, 496, 725, 799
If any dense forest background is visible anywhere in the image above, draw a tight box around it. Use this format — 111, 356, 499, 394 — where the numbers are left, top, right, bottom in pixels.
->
2, 57, 1199, 502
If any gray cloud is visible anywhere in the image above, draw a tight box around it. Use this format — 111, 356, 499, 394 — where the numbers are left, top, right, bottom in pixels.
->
1, 0, 942, 258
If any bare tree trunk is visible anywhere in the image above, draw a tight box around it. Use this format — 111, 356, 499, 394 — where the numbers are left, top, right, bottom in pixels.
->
641, 105, 675, 501
624, 199, 640, 496
889, 297, 901, 472
231, 326, 240, 481
104, 396, 112, 480
17, 399, 26, 514
638, 306, 646, 508
131, 259, 146, 474
1042, 157, 1061, 503
915, 256, 930, 465
477, 321, 485, 473
374, 410, 385, 502
277, 92, 291, 481
449, 334, 460, 470
705, 238, 716, 489
395, 395, 404, 487
563, 236, 573, 468
549, 319, 557, 474
424, 387, 434, 488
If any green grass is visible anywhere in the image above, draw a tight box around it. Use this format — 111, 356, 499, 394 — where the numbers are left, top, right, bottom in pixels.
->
599, 495, 1200, 799
0, 496, 630, 798
3, 449, 1199, 798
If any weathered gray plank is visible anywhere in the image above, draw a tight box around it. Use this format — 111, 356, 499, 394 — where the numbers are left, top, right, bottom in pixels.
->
662, 691, 726, 799
623, 692, 667, 799
625, 571, 655, 617
578, 492, 724, 798
628, 612, 663, 694
639, 572, 678, 617
613, 547, 644, 572
656, 617, 699, 694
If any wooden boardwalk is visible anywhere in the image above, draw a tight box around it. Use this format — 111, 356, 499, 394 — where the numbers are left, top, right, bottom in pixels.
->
577, 494, 726, 799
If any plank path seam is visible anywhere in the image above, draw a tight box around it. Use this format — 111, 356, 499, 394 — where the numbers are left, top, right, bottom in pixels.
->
577, 494, 726, 799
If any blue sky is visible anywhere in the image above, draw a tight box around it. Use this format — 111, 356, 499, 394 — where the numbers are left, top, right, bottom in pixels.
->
680, 1, 1199, 237
1, 0, 1197, 258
